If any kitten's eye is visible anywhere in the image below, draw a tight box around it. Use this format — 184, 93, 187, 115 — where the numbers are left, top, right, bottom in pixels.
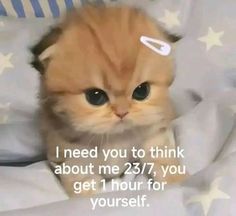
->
132, 82, 150, 101
85, 89, 108, 106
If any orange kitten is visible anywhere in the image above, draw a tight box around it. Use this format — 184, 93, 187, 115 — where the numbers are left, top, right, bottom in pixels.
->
31, 5, 184, 196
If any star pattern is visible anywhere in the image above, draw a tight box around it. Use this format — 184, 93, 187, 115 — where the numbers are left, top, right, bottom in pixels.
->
0, 103, 10, 124
159, 9, 180, 29
229, 105, 236, 116
0, 53, 14, 75
198, 27, 224, 51
230, 105, 236, 114
187, 177, 230, 216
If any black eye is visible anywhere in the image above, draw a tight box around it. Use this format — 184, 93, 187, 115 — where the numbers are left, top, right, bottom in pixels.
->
85, 89, 108, 106
132, 82, 150, 101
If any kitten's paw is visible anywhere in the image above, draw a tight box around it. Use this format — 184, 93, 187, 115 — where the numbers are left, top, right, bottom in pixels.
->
60, 174, 103, 197
76, 175, 103, 197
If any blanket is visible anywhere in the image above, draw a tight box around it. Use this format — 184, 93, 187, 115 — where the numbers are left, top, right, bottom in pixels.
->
0, 0, 236, 215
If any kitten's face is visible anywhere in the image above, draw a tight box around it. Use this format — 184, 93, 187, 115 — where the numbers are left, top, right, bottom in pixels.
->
35, 7, 175, 134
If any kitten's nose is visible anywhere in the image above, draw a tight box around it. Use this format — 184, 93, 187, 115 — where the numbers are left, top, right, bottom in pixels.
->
115, 111, 129, 119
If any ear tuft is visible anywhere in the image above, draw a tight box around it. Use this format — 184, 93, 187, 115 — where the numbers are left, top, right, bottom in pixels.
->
157, 23, 182, 43
166, 33, 182, 43
30, 27, 62, 75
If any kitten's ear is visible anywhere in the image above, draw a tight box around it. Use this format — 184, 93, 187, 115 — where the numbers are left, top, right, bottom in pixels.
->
161, 30, 181, 54
159, 25, 181, 43
30, 27, 62, 75
165, 33, 181, 43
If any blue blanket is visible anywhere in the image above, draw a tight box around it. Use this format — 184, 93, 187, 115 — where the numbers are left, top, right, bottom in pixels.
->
0, 0, 108, 17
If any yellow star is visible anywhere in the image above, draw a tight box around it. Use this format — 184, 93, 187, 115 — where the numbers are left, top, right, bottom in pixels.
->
159, 10, 180, 29
0, 115, 8, 124
0, 103, 10, 124
0, 53, 14, 75
230, 105, 236, 113
198, 27, 224, 51
187, 177, 230, 216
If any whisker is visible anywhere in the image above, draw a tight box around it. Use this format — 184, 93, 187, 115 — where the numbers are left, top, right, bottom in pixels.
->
85, 133, 96, 149
105, 133, 109, 147
100, 134, 104, 148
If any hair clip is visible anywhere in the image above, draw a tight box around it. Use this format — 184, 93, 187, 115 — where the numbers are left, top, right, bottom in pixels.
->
140, 36, 171, 56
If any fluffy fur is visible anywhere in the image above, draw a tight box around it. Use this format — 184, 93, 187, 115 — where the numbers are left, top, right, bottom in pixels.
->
31, 5, 185, 196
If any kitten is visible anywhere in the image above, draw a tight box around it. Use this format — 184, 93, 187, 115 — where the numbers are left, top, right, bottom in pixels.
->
31, 5, 185, 196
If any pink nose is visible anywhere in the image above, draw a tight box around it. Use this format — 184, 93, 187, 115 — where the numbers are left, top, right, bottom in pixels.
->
115, 112, 129, 119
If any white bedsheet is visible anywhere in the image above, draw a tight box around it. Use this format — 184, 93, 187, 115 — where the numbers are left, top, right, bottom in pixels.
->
0, 162, 68, 212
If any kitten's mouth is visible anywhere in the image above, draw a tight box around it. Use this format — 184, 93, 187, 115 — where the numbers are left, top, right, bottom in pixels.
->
111, 119, 133, 133
115, 118, 128, 125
